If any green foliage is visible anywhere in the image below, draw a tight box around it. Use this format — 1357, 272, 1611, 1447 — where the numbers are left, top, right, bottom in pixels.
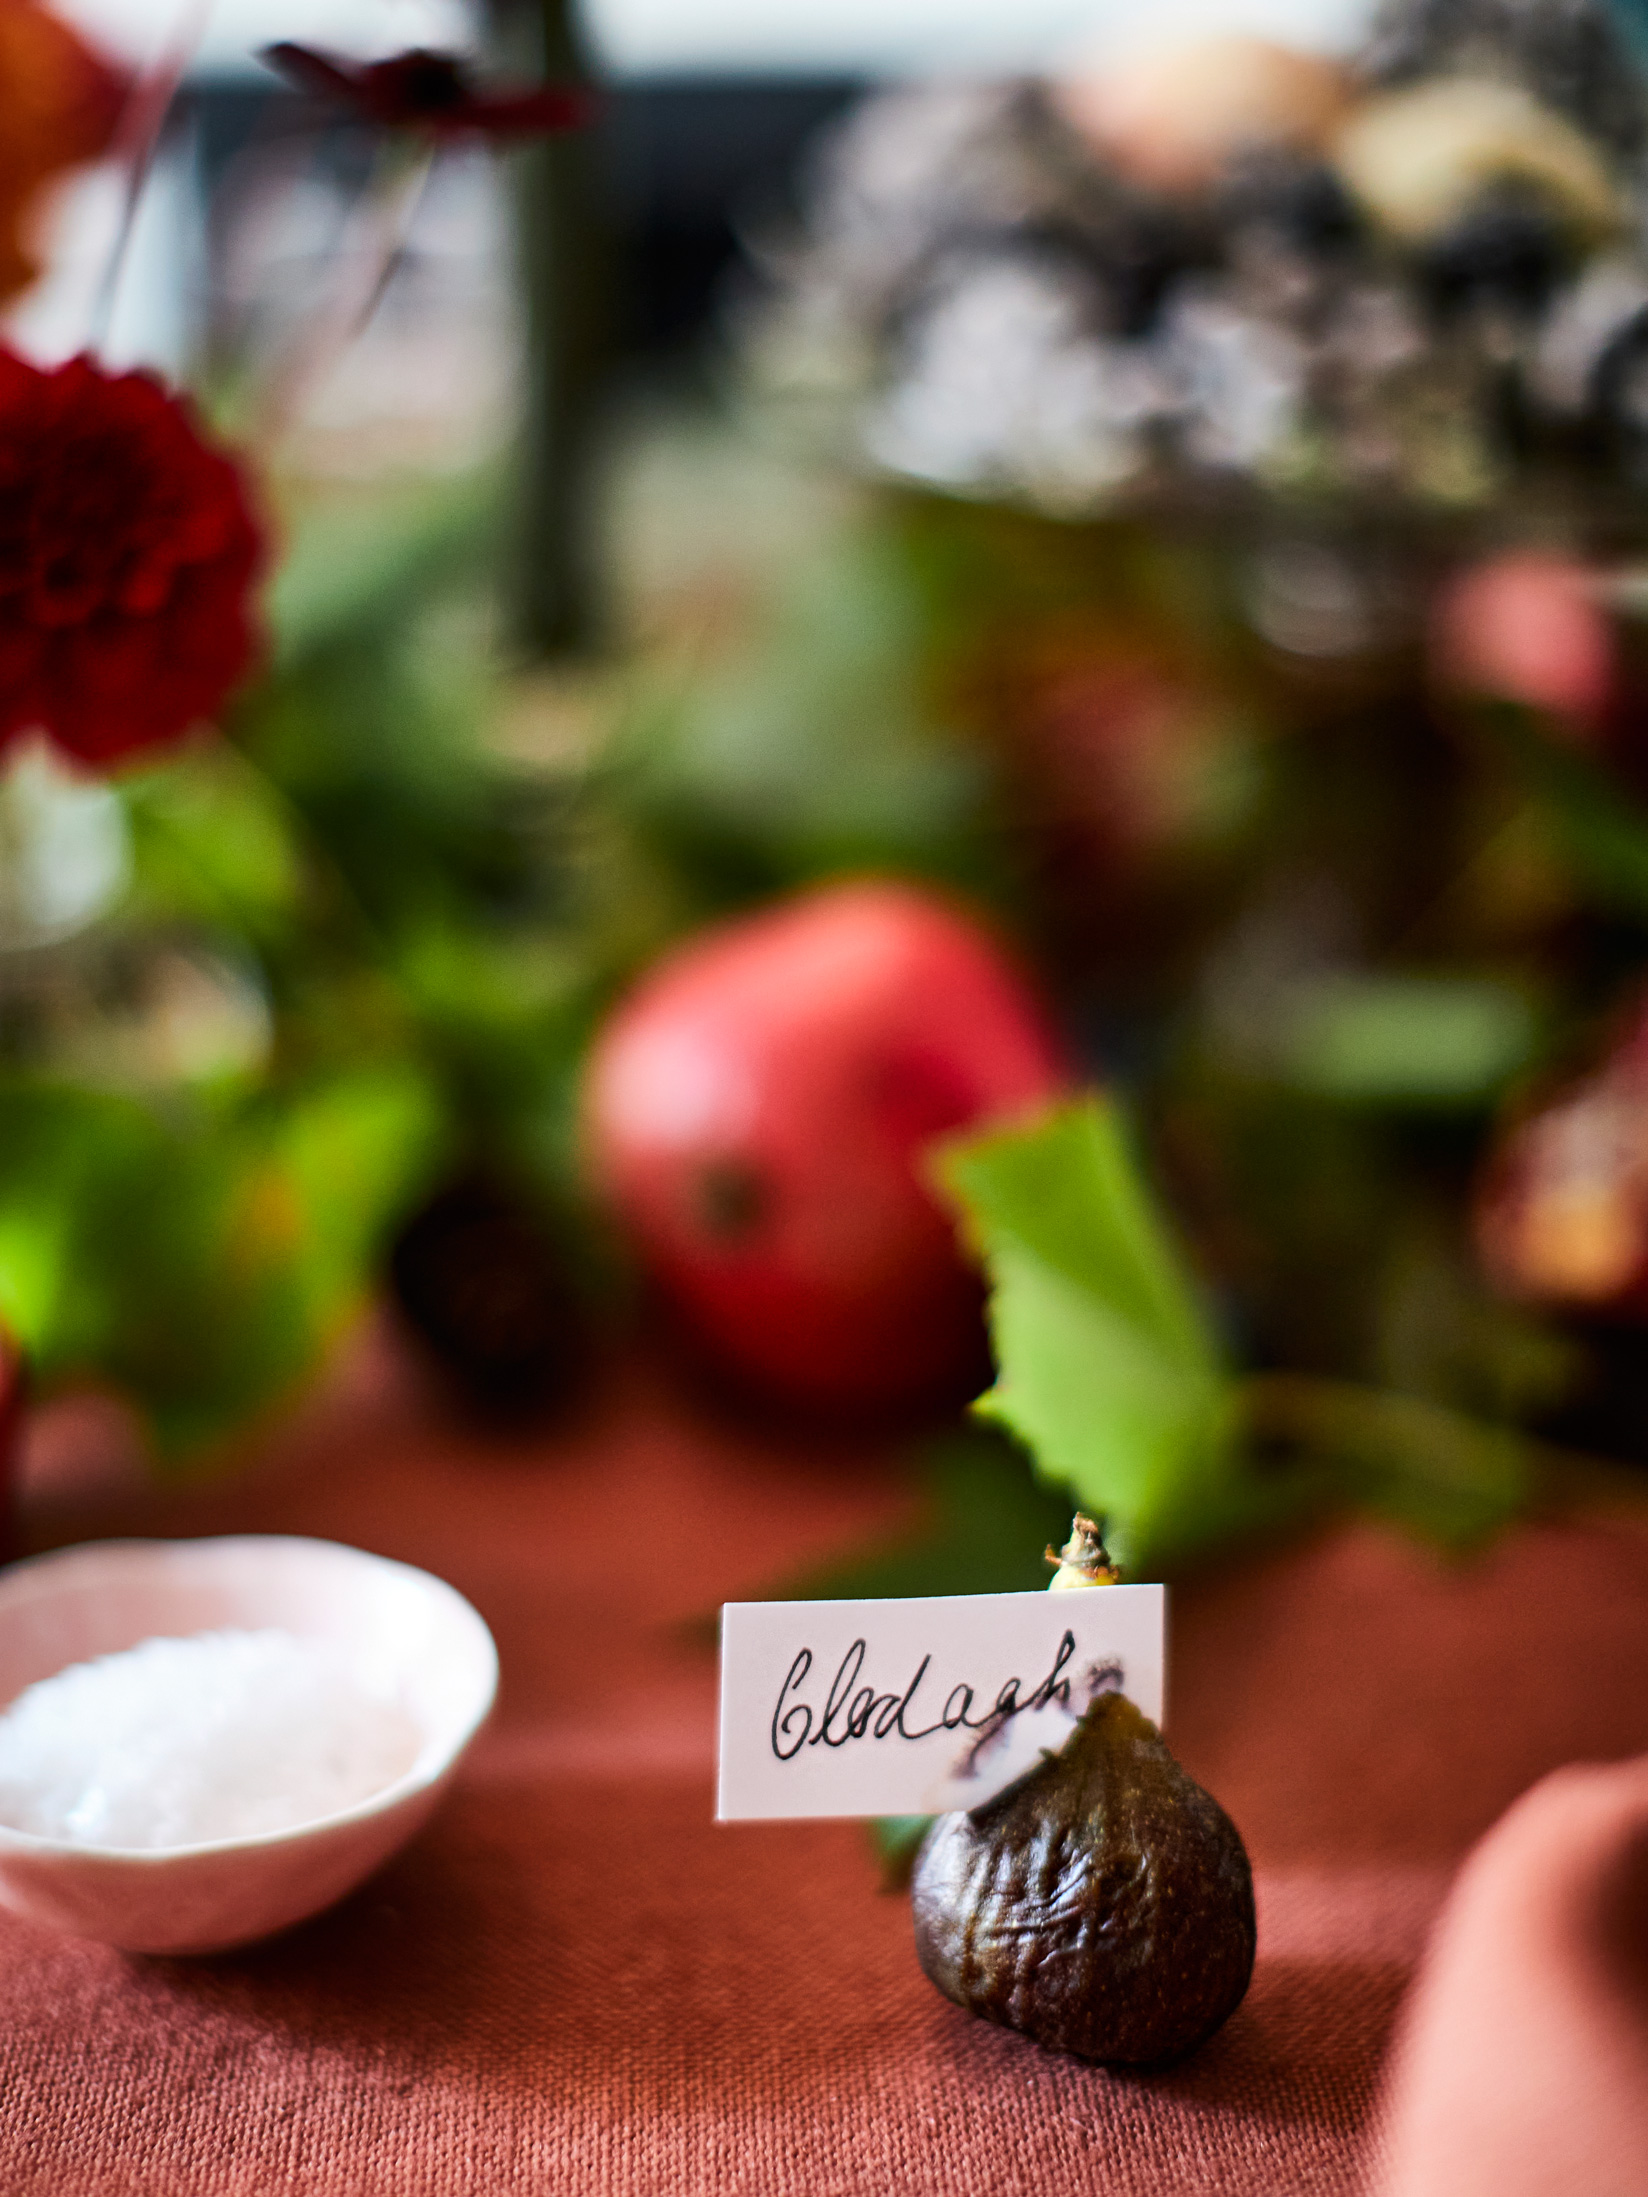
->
1240, 1376, 1530, 1548
933, 1098, 1532, 1575
933, 1099, 1256, 1573
0, 482, 524, 1456
1279, 974, 1538, 1106
122, 746, 308, 949
227, 479, 600, 1178
265, 475, 501, 672
869, 1813, 932, 1890
1489, 703, 1648, 921
605, 530, 1006, 920
0, 1069, 442, 1461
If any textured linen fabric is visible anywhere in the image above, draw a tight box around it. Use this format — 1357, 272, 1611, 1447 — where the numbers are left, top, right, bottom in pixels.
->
5, 1336, 1648, 2196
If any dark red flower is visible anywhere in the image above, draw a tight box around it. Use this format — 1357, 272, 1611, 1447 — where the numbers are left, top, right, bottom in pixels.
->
0, 348, 265, 769
263, 43, 591, 140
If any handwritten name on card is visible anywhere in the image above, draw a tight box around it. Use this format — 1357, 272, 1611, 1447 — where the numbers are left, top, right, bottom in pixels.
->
716, 1587, 1165, 1821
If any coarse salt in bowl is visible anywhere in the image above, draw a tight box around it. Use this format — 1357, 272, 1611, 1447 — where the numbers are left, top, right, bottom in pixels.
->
0, 1536, 498, 1953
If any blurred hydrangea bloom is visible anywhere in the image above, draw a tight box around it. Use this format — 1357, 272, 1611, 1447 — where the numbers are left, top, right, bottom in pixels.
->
757, 0, 1648, 516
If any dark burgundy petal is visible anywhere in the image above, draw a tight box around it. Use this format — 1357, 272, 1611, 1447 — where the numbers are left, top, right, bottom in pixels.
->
460, 86, 594, 137
362, 50, 473, 122
0, 345, 265, 767
261, 42, 364, 103
261, 40, 587, 139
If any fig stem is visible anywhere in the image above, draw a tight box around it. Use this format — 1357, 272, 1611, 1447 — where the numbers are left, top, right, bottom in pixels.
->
1046, 1511, 1121, 1589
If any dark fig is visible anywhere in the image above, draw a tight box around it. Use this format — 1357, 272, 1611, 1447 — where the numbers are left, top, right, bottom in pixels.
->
912, 1692, 1255, 2066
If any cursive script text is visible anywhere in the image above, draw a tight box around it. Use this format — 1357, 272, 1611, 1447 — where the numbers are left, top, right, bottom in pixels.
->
770, 1629, 1079, 1763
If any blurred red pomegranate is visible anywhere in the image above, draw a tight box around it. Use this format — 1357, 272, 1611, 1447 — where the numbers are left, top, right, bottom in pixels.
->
1431, 552, 1616, 736
1476, 1004, 1648, 1313
585, 880, 1069, 1411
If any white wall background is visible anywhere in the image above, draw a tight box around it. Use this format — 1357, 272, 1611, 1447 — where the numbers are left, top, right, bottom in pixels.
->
48, 0, 472, 73
584, 0, 1372, 73
54, 0, 1373, 78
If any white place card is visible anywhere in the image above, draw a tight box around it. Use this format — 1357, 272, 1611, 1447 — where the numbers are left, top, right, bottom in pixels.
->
716, 1586, 1165, 1821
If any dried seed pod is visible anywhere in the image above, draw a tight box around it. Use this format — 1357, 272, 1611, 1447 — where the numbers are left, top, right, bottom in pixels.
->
1332, 78, 1622, 248
912, 1693, 1256, 2066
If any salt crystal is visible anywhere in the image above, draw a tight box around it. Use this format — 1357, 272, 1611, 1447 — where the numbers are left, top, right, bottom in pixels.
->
0, 1629, 424, 1850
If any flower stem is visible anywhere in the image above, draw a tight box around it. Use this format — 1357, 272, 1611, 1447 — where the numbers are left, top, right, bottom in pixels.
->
485, 0, 609, 657
87, 0, 219, 355
251, 140, 437, 449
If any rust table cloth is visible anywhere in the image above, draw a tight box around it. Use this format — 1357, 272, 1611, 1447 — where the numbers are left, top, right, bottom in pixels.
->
5, 1336, 1647, 2196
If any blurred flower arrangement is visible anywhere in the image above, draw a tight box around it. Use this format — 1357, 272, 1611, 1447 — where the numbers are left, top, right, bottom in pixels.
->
0, 0, 1025, 1481
3, 0, 1648, 1602
758, 0, 1648, 514
734, 0, 1648, 1581
0, 3, 604, 1466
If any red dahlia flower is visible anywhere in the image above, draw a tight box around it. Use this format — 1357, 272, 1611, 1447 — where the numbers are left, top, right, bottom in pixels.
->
263, 44, 591, 139
0, 348, 264, 768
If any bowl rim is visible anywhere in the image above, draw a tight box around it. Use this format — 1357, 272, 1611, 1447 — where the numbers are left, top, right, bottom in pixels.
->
0, 1534, 499, 1865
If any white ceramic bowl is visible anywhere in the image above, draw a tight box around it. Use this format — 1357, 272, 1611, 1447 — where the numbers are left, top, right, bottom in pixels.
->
0, 1535, 498, 1954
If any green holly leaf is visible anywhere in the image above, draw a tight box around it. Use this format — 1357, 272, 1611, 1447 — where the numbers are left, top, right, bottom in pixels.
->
933, 1098, 1270, 1574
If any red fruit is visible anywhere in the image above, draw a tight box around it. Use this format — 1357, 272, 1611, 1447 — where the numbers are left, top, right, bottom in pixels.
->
586, 880, 1069, 1410
1431, 553, 1615, 736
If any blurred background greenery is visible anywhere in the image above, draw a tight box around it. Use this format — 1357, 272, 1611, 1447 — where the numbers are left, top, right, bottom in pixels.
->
6, 0, 1648, 1595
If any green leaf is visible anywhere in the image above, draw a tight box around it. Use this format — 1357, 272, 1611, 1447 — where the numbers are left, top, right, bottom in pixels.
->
868, 1814, 932, 1891
1240, 1375, 1530, 1550
266, 1064, 448, 1321
100, 1067, 443, 1460
929, 1097, 1536, 1571
610, 528, 1002, 907
122, 747, 306, 946
933, 1098, 1247, 1573
1489, 704, 1648, 919
1281, 975, 1537, 1106
0, 1205, 71, 1359
0, 1068, 445, 1463
0, 1088, 162, 1369
266, 474, 500, 670
939, 1097, 1220, 1375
